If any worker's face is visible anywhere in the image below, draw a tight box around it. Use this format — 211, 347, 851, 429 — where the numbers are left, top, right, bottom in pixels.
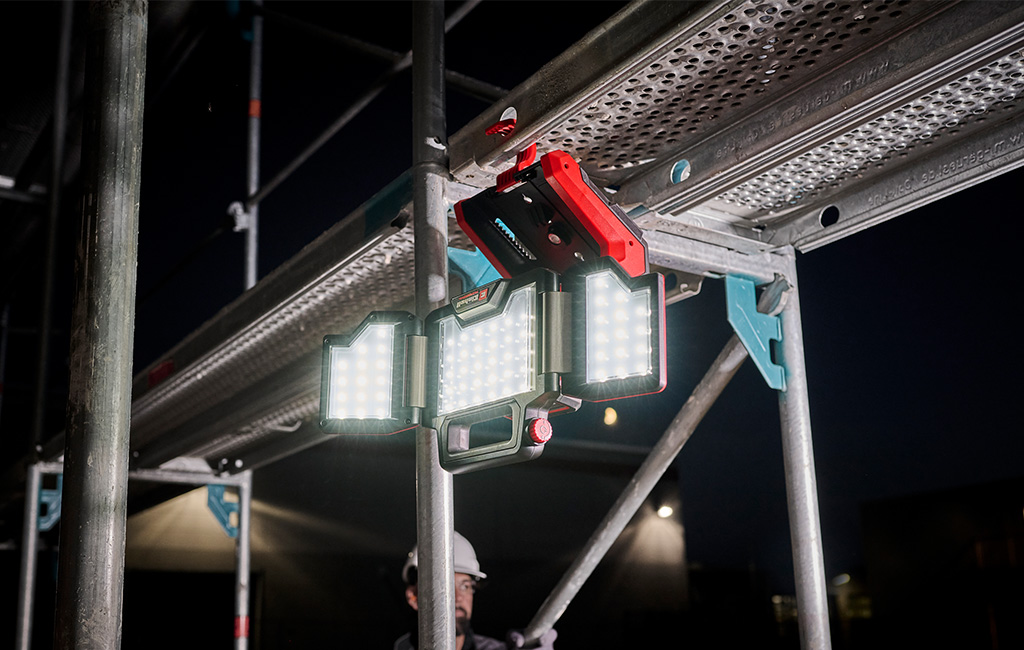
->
454, 572, 475, 635
404, 572, 476, 638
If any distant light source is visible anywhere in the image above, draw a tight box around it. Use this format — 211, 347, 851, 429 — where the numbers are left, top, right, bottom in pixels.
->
656, 505, 674, 519
603, 407, 618, 426
832, 573, 851, 586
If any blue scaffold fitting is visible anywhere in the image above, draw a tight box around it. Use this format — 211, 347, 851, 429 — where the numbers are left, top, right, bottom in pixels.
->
725, 275, 786, 391
38, 474, 62, 532
207, 484, 239, 538
448, 246, 502, 290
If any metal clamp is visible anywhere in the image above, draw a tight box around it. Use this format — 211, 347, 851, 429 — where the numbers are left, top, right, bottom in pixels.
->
207, 484, 239, 538
227, 201, 251, 233
725, 274, 786, 390
38, 474, 62, 532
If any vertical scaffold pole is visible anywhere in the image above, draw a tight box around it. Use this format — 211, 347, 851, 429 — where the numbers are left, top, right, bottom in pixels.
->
777, 251, 832, 650
244, 0, 263, 290
0, 304, 9, 425
235, 470, 253, 650
15, 463, 43, 650
412, 2, 455, 649
31, 0, 74, 451
53, 1, 147, 648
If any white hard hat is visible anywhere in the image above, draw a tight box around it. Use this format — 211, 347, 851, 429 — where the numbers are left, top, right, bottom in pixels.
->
402, 531, 487, 583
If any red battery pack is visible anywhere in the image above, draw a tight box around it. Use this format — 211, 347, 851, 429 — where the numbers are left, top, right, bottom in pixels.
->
454, 150, 648, 278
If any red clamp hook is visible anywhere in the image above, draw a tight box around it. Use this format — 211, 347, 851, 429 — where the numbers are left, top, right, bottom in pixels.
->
485, 118, 517, 137
496, 144, 537, 193
485, 116, 537, 193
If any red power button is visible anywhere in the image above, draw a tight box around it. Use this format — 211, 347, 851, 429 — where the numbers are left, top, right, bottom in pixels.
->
527, 418, 553, 444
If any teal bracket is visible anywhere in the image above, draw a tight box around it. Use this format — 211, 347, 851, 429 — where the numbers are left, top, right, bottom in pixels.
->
207, 484, 239, 538
448, 247, 502, 290
38, 474, 62, 532
725, 275, 785, 390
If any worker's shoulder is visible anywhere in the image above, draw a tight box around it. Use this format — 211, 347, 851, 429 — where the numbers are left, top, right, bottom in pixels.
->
472, 634, 508, 650
393, 633, 414, 650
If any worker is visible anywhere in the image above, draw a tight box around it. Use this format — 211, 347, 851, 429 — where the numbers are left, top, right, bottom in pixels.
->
395, 531, 557, 650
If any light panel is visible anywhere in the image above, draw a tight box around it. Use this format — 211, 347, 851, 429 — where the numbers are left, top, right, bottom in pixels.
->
584, 271, 654, 383
319, 311, 421, 435
563, 257, 666, 402
436, 285, 535, 415
426, 269, 573, 473
325, 323, 395, 419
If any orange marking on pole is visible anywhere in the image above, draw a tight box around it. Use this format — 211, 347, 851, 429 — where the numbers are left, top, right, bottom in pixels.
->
234, 615, 250, 638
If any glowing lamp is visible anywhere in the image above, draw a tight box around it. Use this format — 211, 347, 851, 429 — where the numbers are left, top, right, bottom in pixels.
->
319, 311, 423, 435
316, 257, 666, 473
563, 257, 667, 401
426, 269, 579, 473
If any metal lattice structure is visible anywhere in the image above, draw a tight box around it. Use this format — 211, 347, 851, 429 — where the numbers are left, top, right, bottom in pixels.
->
123, 0, 1024, 472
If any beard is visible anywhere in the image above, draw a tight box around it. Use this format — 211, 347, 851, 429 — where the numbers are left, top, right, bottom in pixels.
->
455, 608, 469, 637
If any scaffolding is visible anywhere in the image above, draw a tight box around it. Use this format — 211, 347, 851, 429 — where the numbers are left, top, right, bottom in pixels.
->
11, 0, 1024, 648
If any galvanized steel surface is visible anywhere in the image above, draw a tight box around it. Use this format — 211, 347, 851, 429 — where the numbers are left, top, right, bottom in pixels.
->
54, 2, 147, 648
775, 254, 831, 650
412, 3, 457, 650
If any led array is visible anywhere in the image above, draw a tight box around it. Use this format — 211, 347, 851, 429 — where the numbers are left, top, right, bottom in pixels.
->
585, 271, 653, 383
437, 286, 535, 415
326, 323, 395, 419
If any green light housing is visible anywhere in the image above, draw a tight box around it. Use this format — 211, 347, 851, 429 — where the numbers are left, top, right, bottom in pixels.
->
425, 269, 579, 473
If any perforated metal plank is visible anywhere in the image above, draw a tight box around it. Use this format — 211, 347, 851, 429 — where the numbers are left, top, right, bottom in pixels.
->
450, 0, 1024, 257
454, 0, 960, 187
765, 106, 1024, 250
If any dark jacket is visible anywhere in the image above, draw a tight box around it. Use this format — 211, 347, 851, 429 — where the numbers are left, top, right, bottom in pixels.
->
394, 625, 505, 650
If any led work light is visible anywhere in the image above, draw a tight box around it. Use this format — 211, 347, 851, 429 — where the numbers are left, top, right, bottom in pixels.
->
317, 259, 665, 471
426, 268, 580, 473
562, 257, 667, 402
435, 284, 534, 414
319, 311, 423, 435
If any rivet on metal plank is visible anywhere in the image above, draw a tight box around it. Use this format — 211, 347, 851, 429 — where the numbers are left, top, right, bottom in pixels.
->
670, 160, 690, 185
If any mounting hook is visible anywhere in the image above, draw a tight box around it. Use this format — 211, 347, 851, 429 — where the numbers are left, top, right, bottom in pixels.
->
725, 275, 786, 390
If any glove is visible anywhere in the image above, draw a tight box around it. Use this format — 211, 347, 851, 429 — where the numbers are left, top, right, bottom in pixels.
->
507, 628, 557, 650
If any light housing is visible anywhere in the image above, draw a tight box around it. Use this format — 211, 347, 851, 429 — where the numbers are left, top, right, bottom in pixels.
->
425, 269, 578, 473
562, 257, 667, 401
319, 311, 423, 435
